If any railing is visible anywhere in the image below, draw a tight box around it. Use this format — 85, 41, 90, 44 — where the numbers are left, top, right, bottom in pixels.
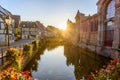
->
0, 41, 32, 66
0, 48, 8, 66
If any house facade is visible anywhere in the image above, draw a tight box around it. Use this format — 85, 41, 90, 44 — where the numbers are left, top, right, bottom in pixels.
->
74, 12, 99, 46
21, 21, 45, 40
12, 15, 21, 40
66, 0, 120, 58
67, 0, 120, 49
97, 0, 120, 49
0, 5, 14, 46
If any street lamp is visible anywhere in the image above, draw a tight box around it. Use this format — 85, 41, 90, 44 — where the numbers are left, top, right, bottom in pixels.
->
5, 15, 11, 47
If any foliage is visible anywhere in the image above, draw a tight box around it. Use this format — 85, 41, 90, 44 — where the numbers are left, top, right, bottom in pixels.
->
6, 48, 21, 70
46, 25, 63, 38
32, 40, 38, 50
87, 59, 120, 80
6, 48, 20, 61
23, 44, 33, 56
0, 67, 33, 80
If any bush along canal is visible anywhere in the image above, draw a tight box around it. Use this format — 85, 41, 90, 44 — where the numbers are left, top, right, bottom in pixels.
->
0, 40, 41, 80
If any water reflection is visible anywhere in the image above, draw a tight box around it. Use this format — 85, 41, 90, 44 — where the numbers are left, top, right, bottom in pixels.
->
24, 45, 46, 72
64, 44, 110, 79
25, 43, 110, 80
24, 43, 63, 72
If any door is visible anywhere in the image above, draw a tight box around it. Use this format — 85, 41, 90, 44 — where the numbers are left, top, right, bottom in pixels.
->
104, 21, 114, 47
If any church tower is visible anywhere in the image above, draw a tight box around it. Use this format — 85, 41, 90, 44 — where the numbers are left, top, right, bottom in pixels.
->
75, 10, 81, 24
75, 10, 85, 44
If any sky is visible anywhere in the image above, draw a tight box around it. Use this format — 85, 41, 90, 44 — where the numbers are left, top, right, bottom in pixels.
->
0, 0, 98, 29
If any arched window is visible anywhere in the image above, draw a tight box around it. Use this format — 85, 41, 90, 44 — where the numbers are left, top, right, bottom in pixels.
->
106, 0, 115, 19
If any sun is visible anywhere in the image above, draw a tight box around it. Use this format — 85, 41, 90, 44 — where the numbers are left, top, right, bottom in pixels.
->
59, 23, 67, 30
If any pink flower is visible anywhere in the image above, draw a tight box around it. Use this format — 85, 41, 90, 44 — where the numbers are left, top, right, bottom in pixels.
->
95, 70, 99, 76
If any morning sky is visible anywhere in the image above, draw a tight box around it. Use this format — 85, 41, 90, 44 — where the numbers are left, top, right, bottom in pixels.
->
0, 0, 98, 29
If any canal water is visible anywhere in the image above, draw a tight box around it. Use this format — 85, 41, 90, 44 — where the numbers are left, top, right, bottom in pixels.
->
25, 43, 110, 80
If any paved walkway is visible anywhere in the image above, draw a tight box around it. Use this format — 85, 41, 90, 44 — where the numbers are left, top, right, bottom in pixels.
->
11, 39, 33, 47
78, 43, 120, 59
0, 39, 33, 58
0, 39, 33, 48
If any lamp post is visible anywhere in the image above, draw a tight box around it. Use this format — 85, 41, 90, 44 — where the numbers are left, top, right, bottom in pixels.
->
5, 15, 11, 47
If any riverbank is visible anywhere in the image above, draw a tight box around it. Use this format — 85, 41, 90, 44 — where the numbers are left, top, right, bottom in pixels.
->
0, 37, 117, 79
78, 43, 120, 59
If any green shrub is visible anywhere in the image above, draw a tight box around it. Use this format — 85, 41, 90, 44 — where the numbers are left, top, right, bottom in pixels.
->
6, 48, 19, 61
32, 40, 38, 50
6, 48, 21, 70
23, 43, 33, 56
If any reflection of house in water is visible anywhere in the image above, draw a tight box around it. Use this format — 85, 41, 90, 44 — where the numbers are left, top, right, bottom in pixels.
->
64, 45, 110, 79
24, 44, 46, 72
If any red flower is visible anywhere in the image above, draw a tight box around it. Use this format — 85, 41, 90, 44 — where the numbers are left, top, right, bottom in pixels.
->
14, 74, 18, 78
111, 59, 117, 65
87, 74, 92, 79
22, 70, 30, 75
116, 74, 120, 78
6, 67, 10, 71
11, 78, 15, 80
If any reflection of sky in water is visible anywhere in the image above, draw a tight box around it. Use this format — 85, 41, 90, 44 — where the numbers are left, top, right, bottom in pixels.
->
28, 45, 110, 80
32, 46, 75, 80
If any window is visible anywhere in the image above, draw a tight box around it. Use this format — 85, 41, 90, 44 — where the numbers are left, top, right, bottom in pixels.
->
1, 23, 5, 29
106, 0, 115, 19
91, 22, 94, 32
107, 21, 114, 30
95, 20, 98, 31
106, 21, 114, 41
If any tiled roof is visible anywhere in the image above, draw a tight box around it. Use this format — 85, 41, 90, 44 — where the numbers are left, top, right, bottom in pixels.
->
21, 21, 46, 32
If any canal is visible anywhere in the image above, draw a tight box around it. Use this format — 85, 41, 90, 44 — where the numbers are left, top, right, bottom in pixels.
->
25, 43, 110, 80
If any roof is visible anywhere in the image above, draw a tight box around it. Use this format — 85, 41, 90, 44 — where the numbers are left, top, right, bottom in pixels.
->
12, 15, 21, 27
35, 21, 46, 32
75, 10, 85, 19
96, 0, 104, 5
21, 21, 46, 32
0, 5, 12, 16
0, 5, 12, 21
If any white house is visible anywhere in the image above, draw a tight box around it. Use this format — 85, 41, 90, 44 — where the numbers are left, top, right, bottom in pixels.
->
21, 21, 46, 40
0, 5, 14, 46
